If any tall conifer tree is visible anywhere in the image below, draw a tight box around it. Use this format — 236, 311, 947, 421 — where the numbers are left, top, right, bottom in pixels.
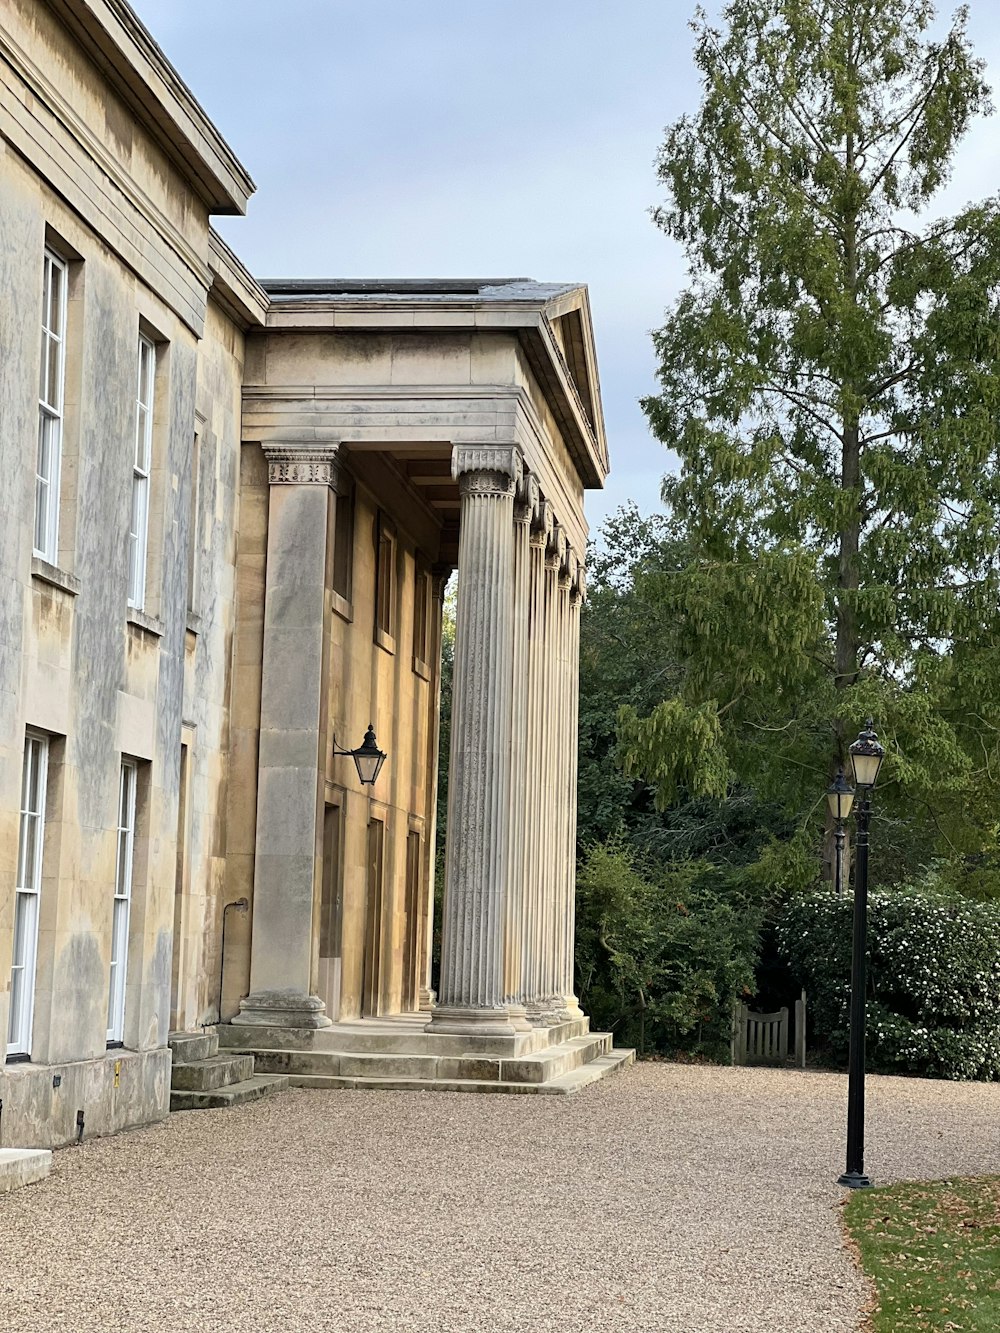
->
623, 0, 1000, 880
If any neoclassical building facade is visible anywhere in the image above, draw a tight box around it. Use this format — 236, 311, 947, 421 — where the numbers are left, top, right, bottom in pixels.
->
0, 0, 625, 1150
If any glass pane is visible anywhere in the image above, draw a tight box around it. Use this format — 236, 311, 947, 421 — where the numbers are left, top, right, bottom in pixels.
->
107, 959, 117, 1029
26, 738, 42, 813
41, 256, 51, 327
37, 413, 52, 482
117, 829, 129, 895
39, 333, 48, 400
47, 335, 61, 411
48, 261, 63, 336
8, 965, 24, 1045
21, 813, 39, 891
12, 893, 31, 967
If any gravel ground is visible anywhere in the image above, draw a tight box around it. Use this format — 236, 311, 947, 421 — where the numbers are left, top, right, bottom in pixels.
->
3, 1062, 1000, 1333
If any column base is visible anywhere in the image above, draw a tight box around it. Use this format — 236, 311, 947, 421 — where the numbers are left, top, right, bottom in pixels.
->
505, 1002, 533, 1032
231, 989, 332, 1029
418, 987, 437, 1014
424, 1006, 517, 1036
525, 998, 581, 1026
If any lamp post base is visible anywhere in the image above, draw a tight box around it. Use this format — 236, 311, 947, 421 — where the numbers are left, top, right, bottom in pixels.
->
838, 1171, 873, 1189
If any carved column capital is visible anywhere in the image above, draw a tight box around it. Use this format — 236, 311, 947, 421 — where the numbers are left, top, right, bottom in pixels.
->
546, 521, 567, 569
451, 444, 523, 498
431, 563, 454, 601
263, 443, 341, 489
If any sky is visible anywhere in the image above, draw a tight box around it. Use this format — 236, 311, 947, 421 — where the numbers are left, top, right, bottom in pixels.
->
132, 0, 1000, 535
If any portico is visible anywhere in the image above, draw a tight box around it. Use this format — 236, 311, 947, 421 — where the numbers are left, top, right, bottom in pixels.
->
221, 278, 624, 1084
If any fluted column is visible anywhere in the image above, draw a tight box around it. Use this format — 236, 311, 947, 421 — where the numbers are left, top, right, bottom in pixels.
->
502, 474, 535, 1030
234, 446, 338, 1029
554, 553, 584, 1018
526, 521, 565, 1021
427, 444, 521, 1035
520, 502, 551, 1018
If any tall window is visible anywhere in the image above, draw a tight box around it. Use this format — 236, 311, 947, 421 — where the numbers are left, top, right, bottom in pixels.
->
128, 335, 155, 608
332, 484, 354, 604
108, 760, 137, 1044
375, 519, 395, 639
34, 250, 67, 562
8, 734, 48, 1057
412, 564, 429, 666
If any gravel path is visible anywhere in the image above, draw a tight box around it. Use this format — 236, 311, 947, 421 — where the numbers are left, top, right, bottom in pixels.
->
3, 1062, 1000, 1333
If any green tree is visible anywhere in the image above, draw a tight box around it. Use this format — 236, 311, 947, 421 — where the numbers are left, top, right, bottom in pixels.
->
625, 0, 1000, 883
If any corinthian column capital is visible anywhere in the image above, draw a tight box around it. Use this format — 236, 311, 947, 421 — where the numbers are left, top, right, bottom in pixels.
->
262, 443, 342, 489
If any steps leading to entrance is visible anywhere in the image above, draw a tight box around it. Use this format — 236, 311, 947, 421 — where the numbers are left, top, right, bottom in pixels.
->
220, 1017, 635, 1096
0, 1148, 51, 1193
168, 1029, 288, 1112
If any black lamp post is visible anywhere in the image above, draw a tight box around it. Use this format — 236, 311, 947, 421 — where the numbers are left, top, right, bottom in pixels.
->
826, 767, 855, 899
838, 718, 885, 1190
333, 724, 387, 786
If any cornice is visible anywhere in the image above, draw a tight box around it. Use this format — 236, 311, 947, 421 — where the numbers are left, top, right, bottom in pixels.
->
42, 0, 254, 214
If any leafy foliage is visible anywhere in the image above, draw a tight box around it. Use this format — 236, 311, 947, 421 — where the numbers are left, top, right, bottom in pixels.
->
575, 838, 759, 1057
625, 0, 1000, 882
776, 880, 1000, 1079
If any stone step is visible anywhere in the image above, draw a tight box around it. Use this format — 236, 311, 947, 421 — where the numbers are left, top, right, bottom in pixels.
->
0, 1148, 52, 1194
169, 1072, 288, 1112
541, 1048, 636, 1094
217, 1015, 591, 1059
286, 1050, 635, 1096
501, 1033, 612, 1084
250, 1032, 619, 1087
167, 1030, 219, 1064
170, 1053, 256, 1092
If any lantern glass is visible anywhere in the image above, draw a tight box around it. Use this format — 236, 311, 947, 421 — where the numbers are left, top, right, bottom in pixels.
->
351, 724, 386, 787
849, 719, 885, 789
826, 771, 855, 823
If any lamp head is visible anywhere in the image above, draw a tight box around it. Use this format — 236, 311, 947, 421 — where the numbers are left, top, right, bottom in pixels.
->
352, 724, 387, 787
849, 718, 885, 789
826, 767, 855, 823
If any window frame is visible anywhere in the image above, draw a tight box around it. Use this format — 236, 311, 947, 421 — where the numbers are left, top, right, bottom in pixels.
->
107, 759, 137, 1044
374, 514, 396, 648
127, 334, 155, 609
34, 249, 68, 563
8, 732, 49, 1058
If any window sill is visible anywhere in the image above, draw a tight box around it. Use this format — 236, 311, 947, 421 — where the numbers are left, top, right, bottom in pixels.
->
374, 627, 395, 656
126, 607, 164, 638
331, 591, 353, 624
412, 656, 431, 682
186, 610, 203, 636
31, 557, 80, 597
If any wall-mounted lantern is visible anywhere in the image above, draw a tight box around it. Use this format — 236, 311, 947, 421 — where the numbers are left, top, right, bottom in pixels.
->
333, 724, 387, 786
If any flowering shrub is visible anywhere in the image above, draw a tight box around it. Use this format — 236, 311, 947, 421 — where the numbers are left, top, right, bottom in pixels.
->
775, 885, 1000, 1080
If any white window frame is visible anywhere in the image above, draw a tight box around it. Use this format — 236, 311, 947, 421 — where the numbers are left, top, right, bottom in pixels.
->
108, 759, 137, 1044
34, 250, 67, 563
127, 335, 155, 609
8, 733, 48, 1057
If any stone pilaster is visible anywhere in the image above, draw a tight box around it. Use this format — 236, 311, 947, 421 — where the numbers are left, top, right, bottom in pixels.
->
427, 444, 522, 1035
233, 445, 338, 1029
418, 565, 451, 1013
502, 473, 536, 1031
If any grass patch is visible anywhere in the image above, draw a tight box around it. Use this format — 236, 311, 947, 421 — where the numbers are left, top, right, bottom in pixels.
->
845, 1176, 1000, 1331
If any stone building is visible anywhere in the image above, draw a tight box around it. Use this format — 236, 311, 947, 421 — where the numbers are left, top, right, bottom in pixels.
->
0, 0, 627, 1151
